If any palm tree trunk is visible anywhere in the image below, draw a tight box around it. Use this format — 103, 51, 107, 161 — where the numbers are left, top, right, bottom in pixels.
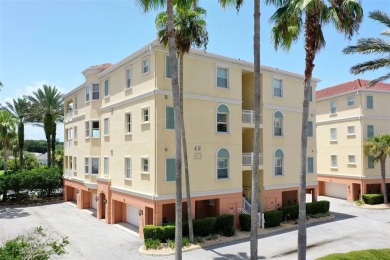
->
380, 156, 388, 204
18, 122, 24, 169
298, 12, 319, 260
167, 1, 183, 258
44, 114, 52, 167
3, 145, 7, 172
250, 0, 261, 259
179, 54, 194, 243
52, 123, 56, 167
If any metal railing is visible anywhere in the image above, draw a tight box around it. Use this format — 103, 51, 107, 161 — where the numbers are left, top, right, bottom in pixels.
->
243, 197, 251, 214
242, 110, 263, 124
242, 152, 263, 166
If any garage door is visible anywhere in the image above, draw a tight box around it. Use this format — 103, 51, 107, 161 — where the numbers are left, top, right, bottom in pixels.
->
325, 182, 347, 199
126, 205, 139, 227
91, 193, 97, 209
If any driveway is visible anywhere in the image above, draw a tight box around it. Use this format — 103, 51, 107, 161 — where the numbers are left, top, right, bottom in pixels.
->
0, 197, 389, 259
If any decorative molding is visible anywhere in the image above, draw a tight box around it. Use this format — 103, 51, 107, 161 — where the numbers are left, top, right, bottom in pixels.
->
70, 177, 84, 183
317, 173, 387, 180
263, 181, 318, 190
97, 177, 111, 183
317, 89, 390, 102
263, 103, 316, 114
316, 116, 361, 125
99, 91, 155, 112
155, 89, 242, 105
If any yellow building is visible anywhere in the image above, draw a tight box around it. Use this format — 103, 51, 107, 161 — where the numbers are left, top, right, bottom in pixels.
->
63, 41, 318, 237
316, 79, 390, 201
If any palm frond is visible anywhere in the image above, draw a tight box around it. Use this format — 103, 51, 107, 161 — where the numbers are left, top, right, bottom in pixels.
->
369, 10, 390, 29
343, 38, 390, 55
350, 58, 390, 75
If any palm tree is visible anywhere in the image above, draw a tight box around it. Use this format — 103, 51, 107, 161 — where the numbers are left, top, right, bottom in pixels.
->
0, 110, 17, 172
343, 10, 390, 86
137, 1, 185, 257
27, 85, 63, 167
265, 0, 363, 258
364, 134, 390, 204
0, 81, 3, 91
5, 98, 30, 169
155, 3, 208, 243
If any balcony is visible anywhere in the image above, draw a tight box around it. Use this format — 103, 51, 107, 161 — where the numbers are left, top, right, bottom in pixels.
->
242, 152, 263, 166
242, 110, 263, 125
65, 111, 73, 122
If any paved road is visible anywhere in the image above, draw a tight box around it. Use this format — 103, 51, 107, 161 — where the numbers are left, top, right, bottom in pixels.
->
0, 197, 389, 259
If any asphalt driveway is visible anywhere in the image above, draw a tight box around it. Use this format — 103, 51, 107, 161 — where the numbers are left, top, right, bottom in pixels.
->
0, 197, 389, 259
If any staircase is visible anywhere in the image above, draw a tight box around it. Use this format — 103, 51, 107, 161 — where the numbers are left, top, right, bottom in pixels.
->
241, 197, 265, 228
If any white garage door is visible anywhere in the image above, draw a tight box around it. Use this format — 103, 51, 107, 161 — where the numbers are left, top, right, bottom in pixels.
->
126, 205, 139, 227
325, 182, 347, 199
91, 193, 97, 209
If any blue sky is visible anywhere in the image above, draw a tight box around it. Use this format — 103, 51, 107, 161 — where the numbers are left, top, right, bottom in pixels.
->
1, 0, 389, 141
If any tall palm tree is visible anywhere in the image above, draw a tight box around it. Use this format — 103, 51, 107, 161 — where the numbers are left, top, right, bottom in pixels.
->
343, 10, 390, 86
27, 85, 63, 167
265, 0, 363, 258
0, 110, 17, 172
5, 98, 30, 169
364, 134, 390, 204
137, 1, 187, 257
155, 3, 208, 243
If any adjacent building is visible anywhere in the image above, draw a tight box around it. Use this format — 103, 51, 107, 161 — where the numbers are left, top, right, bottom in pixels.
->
316, 79, 390, 201
63, 41, 318, 237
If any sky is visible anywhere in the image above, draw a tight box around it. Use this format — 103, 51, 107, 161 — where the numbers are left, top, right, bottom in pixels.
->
1, 0, 389, 141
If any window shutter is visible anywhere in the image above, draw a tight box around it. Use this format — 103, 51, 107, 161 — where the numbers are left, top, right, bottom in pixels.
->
166, 158, 175, 181
166, 106, 174, 129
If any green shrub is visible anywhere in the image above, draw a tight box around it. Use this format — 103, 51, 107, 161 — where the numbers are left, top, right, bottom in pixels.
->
182, 221, 189, 237
162, 225, 175, 242
194, 236, 204, 244
193, 217, 216, 237
363, 194, 384, 205
167, 239, 175, 249
279, 204, 299, 220
182, 237, 190, 247
306, 201, 330, 215
143, 225, 175, 242
215, 214, 234, 236
239, 214, 251, 231
144, 239, 161, 250
264, 210, 283, 228
205, 233, 219, 240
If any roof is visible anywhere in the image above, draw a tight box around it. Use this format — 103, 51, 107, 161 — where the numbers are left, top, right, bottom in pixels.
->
316, 79, 390, 100
88, 63, 113, 70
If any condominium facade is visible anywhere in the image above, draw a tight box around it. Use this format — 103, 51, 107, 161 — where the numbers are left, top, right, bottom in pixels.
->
63, 41, 318, 237
316, 79, 390, 201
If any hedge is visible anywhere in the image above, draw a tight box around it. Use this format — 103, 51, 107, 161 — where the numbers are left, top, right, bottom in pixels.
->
279, 204, 299, 220
264, 210, 283, 227
279, 201, 330, 220
143, 225, 175, 242
239, 214, 251, 231
215, 214, 235, 236
193, 217, 216, 237
362, 194, 390, 205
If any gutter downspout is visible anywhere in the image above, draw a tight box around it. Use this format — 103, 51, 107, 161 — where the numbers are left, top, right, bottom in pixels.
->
153, 45, 158, 225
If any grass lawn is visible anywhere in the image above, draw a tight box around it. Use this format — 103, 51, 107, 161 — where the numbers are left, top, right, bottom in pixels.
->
318, 249, 390, 260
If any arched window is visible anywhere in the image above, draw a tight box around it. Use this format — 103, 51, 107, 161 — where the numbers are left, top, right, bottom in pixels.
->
217, 104, 229, 133
274, 149, 284, 176
217, 148, 229, 179
274, 111, 283, 136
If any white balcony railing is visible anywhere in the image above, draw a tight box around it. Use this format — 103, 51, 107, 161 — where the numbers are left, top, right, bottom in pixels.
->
242, 110, 263, 124
242, 152, 263, 166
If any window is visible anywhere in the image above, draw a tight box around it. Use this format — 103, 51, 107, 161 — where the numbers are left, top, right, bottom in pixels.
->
126, 69, 132, 88
217, 148, 229, 179
91, 158, 99, 174
331, 155, 338, 168
309, 86, 313, 102
142, 108, 150, 123
274, 149, 284, 176
125, 158, 132, 179
308, 157, 314, 173
166, 55, 172, 78
92, 84, 100, 100
125, 113, 132, 133
347, 126, 355, 135
84, 158, 89, 175
85, 85, 90, 102
217, 67, 228, 88
74, 96, 78, 110
74, 126, 78, 140
347, 96, 355, 106
308, 121, 313, 137
85, 122, 90, 138
368, 156, 375, 169
104, 118, 109, 136
273, 111, 283, 136
367, 125, 374, 138
366, 95, 373, 109
330, 101, 337, 114
273, 79, 283, 97
141, 158, 149, 173
92, 121, 100, 138
348, 155, 356, 165
217, 104, 229, 133
104, 79, 109, 97
166, 158, 175, 182
73, 157, 77, 171
104, 157, 109, 177
166, 106, 174, 130
330, 128, 337, 141
142, 57, 149, 74
67, 128, 73, 141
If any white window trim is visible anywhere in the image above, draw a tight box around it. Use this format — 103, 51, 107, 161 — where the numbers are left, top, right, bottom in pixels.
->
330, 128, 337, 141
330, 155, 338, 169
165, 157, 176, 182
216, 147, 230, 180
85, 121, 90, 139
347, 155, 356, 165
125, 67, 132, 90
124, 157, 132, 180
85, 85, 90, 103
104, 79, 110, 98
215, 65, 230, 89
273, 110, 283, 137
347, 96, 355, 107
73, 157, 77, 172
330, 100, 337, 114
91, 120, 100, 138
141, 157, 150, 174
274, 148, 285, 177
90, 157, 100, 175
347, 126, 356, 136
272, 77, 283, 98
125, 112, 132, 135
141, 107, 150, 124
141, 56, 150, 75
91, 83, 100, 101
366, 95, 374, 109
103, 157, 109, 177
216, 103, 230, 134
103, 117, 110, 136
84, 157, 90, 175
